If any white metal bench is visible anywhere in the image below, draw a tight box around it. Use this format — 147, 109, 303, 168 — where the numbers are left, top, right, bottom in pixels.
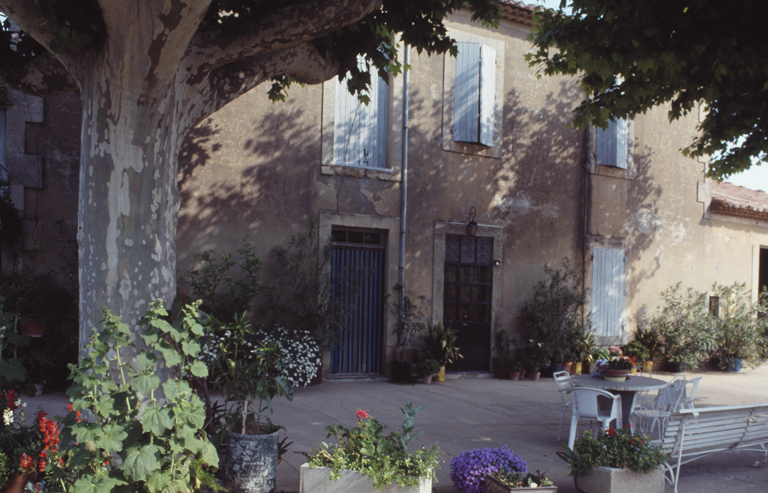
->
658, 402, 768, 492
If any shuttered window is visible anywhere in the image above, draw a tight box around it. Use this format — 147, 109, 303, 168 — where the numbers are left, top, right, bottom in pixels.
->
591, 247, 625, 338
453, 42, 496, 147
595, 118, 629, 169
333, 69, 389, 169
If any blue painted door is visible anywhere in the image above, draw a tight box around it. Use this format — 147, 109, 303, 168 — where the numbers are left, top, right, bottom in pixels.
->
330, 230, 385, 375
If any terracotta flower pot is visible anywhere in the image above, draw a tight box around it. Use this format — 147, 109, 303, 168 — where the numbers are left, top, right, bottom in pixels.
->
603, 369, 630, 381
422, 374, 433, 384
529, 372, 541, 381
509, 371, 521, 381
4, 472, 35, 493
562, 362, 573, 374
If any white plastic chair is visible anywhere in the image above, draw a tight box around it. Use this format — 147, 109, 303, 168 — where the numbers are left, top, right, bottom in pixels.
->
632, 377, 687, 436
567, 387, 622, 450
553, 371, 574, 441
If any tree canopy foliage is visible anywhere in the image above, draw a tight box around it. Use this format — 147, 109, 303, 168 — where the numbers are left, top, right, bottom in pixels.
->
1, 0, 502, 102
526, 0, 768, 179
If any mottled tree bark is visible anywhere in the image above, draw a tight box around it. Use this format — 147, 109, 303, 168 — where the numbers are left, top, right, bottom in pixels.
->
0, 0, 379, 358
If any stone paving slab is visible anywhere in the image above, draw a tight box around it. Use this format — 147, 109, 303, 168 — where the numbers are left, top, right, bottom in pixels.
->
24, 364, 768, 492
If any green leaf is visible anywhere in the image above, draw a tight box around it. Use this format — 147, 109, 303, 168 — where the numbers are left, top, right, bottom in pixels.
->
189, 360, 208, 378
157, 340, 183, 367
136, 352, 159, 372
162, 379, 191, 400
190, 322, 205, 336
73, 474, 128, 493
151, 318, 184, 342
146, 471, 170, 493
92, 393, 117, 417
95, 422, 129, 452
130, 372, 160, 396
142, 404, 174, 436
122, 444, 162, 482
0, 359, 26, 383
181, 339, 201, 357
200, 441, 220, 467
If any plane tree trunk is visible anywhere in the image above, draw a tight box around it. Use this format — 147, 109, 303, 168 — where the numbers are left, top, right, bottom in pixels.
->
0, 0, 379, 357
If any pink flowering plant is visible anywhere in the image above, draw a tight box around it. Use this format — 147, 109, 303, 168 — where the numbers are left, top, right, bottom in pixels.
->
450, 446, 527, 493
306, 402, 440, 488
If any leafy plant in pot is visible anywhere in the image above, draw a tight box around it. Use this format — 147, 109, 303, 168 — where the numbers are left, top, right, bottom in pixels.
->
211, 313, 294, 493
710, 282, 767, 371
522, 342, 550, 380
418, 358, 441, 384
421, 321, 463, 381
388, 285, 428, 382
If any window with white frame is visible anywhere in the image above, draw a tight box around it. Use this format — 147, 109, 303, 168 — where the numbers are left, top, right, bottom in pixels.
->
591, 246, 625, 339
453, 41, 496, 147
595, 118, 629, 169
332, 70, 389, 169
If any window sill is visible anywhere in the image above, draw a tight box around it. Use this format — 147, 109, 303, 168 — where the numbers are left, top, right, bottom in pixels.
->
321, 164, 400, 182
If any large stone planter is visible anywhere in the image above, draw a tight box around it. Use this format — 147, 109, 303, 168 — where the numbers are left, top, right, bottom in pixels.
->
576, 466, 665, 493
223, 428, 279, 493
300, 463, 432, 493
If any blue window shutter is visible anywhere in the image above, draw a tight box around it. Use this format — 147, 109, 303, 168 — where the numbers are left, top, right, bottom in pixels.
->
478, 44, 496, 147
591, 247, 625, 338
615, 119, 628, 169
454, 42, 481, 144
596, 119, 628, 168
454, 42, 495, 147
333, 70, 388, 168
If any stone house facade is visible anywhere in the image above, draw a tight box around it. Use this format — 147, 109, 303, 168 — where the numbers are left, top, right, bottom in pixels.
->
3, 1, 768, 378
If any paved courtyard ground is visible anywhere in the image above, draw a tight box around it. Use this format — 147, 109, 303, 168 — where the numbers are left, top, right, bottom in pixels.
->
28, 364, 768, 492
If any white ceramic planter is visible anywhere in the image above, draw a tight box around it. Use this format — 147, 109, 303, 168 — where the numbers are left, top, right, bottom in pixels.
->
299, 463, 432, 493
576, 465, 665, 493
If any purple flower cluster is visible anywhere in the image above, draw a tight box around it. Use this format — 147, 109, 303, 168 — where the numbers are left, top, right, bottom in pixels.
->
450, 446, 527, 493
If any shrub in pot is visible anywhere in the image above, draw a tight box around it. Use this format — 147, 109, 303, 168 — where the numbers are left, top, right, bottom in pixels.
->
654, 283, 717, 371
303, 402, 440, 491
421, 321, 463, 381
388, 286, 428, 382
710, 282, 767, 370
418, 358, 441, 384
493, 329, 513, 378
558, 428, 667, 493
210, 313, 294, 493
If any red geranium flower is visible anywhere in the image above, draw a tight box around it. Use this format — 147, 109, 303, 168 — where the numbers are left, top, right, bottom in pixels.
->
356, 410, 369, 419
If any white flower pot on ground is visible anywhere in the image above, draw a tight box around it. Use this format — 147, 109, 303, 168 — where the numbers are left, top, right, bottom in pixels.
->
576, 465, 665, 493
299, 463, 432, 493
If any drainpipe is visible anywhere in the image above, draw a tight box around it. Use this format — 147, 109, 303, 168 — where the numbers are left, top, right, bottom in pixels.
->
398, 44, 410, 324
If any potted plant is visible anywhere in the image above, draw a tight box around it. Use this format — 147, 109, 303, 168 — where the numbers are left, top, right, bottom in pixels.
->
494, 329, 513, 379
520, 259, 589, 378
211, 313, 294, 493
388, 286, 428, 382
508, 359, 524, 381
302, 402, 440, 492
571, 327, 595, 375
421, 321, 463, 382
634, 308, 664, 370
450, 446, 528, 493
485, 468, 557, 492
602, 357, 634, 381
654, 283, 717, 372
619, 340, 649, 371
557, 428, 667, 493
418, 358, 441, 384
711, 282, 766, 371
523, 342, 550, 380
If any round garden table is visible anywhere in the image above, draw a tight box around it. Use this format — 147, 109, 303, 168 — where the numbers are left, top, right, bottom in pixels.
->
571, 374, 669, 429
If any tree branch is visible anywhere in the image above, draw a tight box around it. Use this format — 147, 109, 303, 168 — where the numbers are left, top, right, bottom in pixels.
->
187, 42, 337, 128
0, 0, 62, 53
185, 0, 380, 85
97, 0, 213, 85
0, 51, 78, 96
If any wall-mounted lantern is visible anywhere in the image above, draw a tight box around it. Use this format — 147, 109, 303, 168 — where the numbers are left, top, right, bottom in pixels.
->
466, 207, 478, 237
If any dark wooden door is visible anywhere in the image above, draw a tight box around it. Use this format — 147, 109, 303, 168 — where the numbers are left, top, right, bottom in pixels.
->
443, 235, 493, 372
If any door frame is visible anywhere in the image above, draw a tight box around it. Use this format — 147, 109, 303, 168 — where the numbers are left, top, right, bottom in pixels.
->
432, 220, 504, 371
319, 212, 400, 377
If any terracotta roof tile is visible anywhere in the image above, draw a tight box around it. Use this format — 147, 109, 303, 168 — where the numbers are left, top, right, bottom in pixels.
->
711, 181, 768, 221
499, 0, 539, 26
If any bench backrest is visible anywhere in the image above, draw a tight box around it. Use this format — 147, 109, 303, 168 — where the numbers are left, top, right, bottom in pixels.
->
660, 403, 768, 458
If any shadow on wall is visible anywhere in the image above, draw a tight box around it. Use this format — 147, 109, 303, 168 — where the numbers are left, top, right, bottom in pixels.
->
176, 106, 320, 268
